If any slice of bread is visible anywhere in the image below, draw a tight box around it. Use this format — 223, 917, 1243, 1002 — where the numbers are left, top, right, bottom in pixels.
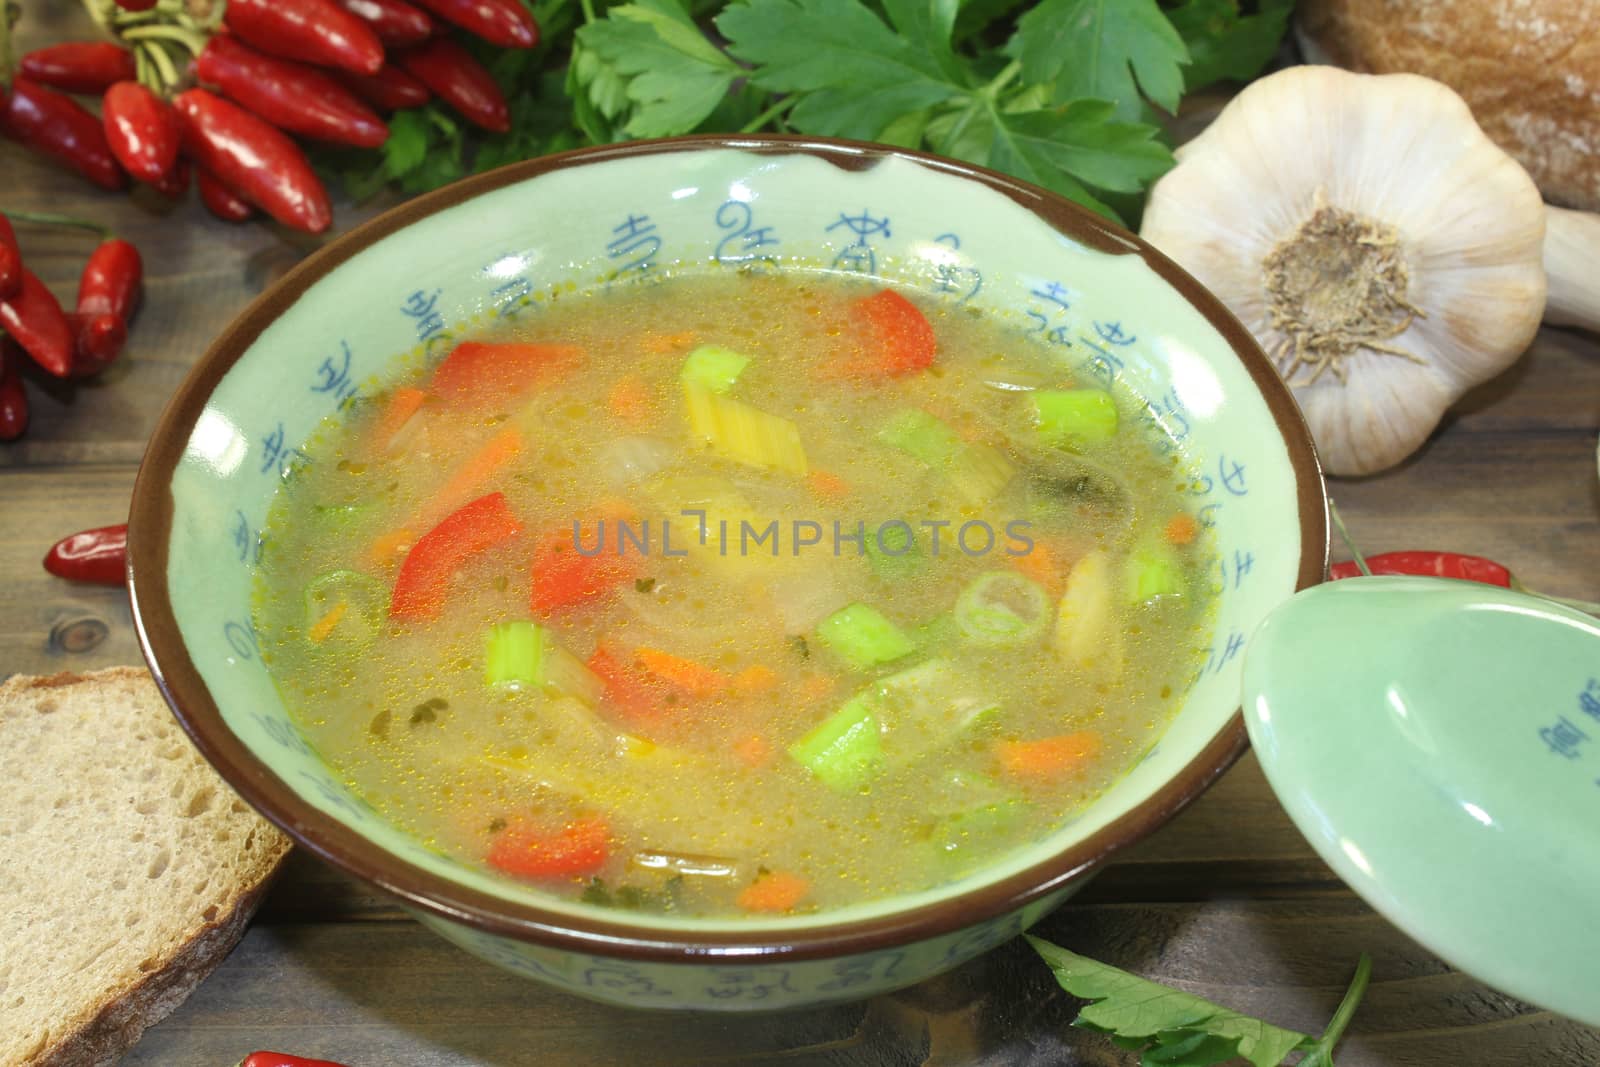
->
0, 667, 292, 1066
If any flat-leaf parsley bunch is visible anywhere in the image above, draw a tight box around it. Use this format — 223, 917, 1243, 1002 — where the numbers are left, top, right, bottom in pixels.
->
327, 0, 1293, 225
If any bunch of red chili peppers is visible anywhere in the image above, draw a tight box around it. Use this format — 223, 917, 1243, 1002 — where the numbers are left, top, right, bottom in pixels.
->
1, 211, 142, 440
1, 0, 536, 234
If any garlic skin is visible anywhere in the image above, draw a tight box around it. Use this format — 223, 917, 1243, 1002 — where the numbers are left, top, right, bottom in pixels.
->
1141, 66, 1546, 477
1544, 206, 1600, 333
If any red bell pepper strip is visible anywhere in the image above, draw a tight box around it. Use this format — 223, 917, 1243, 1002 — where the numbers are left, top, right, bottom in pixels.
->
196, 35, 389, 149
0, 79, 127, 192
528, 531, 632, 613
222, 0, 385, 75
68, 312, 128, 377
44, 524, 129, 585
395, 38, 510, 132
1328, 551, 1513, 587
0, 341, 28, 442
334, 0, 436, 46
0, 213, 20, 301
487, 815, 611, 881
19, 42, 137, 95
845, 288, 937, 378
412, 0, 538, 48
77, 239, 143, 322
389, 491, 523, 621
101, 81, 182, 185
152, 157, 192, 199
237, 1054, 351, 1067
197, 167, 256, 222
331, 64, 432, 112
173, 90, 333, 234
429, 341, 584, 406
0, 270, 74, 378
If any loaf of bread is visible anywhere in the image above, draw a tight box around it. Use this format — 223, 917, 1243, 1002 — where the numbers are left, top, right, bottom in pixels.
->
1296, 0, 1600, 211
0, 667, 292, 1066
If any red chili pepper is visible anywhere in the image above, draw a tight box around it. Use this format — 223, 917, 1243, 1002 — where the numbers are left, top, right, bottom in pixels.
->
1328, 551, 1513, 587
68, 311, 128, 377
412, 0, 537, 48
197, 167, 257, 222
43, 524, 128, 586
19, 42, 138, 95
334, 0, 435, 47
236, 1053, 351, 1067
0, 79, 128, 192
0, 213, 20, 301
196, 35, 389, 149
222, 0, 386, 75
0, 269, 74, 378
153, 157, 193, 199
0, 341, 29, 442
173, 89, 332, 234
331, 64, 431, 112
395, 38, 509, 132
101, 81, 182, 186
77, 239, 143, 322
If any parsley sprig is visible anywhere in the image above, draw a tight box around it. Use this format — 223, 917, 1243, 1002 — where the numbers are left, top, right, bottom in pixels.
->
1029, 936, 1373, 1067
319, 0, 1291, 226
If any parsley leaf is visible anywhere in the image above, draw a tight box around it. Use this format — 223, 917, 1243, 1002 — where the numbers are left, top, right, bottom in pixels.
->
717, 0, 968, 138
574, 0, 743, 138
1029, 937, 1373, 1067
1004, 0, 1189, 116
1165, 0, 1294, 92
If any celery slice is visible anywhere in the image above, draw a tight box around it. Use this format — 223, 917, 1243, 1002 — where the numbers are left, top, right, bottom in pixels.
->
1031, 389, 1119, 447
683, 382, 808, 475
788, 694, 884, 792
486, 620, 545, 689
679, 344, 751, 394
1055, 549, 1124, 678
879, 408, 1013, 504
815, 603, 917, 671
1125, 542, 1186, 603
865, 521, 923, 579
948, 442, 1016, 505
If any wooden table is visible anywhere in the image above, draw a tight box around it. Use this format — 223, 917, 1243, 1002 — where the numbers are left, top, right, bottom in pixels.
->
7, 7, 1600, 1063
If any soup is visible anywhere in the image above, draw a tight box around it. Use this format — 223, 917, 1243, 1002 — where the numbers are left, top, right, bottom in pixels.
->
254, 270, 1213, 918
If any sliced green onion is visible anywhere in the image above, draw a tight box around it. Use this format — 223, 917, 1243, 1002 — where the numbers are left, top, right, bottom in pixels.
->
1125, 542, 1186, 604
954, 571, 1051, 646
302, 570, 385, 645
679, 344, 751, 394
1031, 389, 1119, 448
814, 602, 917, 671
485, 620, 546, 689
787, 694, 884, 792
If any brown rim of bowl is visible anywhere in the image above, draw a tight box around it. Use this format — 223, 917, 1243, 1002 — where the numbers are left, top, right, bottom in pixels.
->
129, 133, 1328, 963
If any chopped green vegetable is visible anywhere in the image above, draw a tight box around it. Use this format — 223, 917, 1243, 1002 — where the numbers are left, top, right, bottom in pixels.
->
787, 694, 884, 791
1125, 541, 1186, 603
954, 571, 1051, 646
1031, 389, 1119, 448
683, 381, 808, 475
1028, 937, 1372, 1067
927, 770, 1027, 863
814, 603, 917, 670
485, 620, 546, 689
679, 344, 752, 394
879, 409, 965, 467
865, 521, 924, 579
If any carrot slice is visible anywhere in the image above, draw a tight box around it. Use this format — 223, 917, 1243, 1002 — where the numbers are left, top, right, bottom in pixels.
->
429, 341, 584, 406
487, 815, 610, 881
389, 492, 522, 622
607, 373, 652, 424
806, 469, 850, 500
371, 386, 427, 451
733, 664, 779, 693
995, 731, 1102, 783
633, 647, 728, 697
369, 527, 415, 568
1165, 513, 1199, 546
429, 427, 523, 519
846, 289, 936, 378
736, 870, 810, 913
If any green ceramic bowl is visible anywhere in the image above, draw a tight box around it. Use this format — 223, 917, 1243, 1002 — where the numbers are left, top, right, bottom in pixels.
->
129, 135, 1326, 1011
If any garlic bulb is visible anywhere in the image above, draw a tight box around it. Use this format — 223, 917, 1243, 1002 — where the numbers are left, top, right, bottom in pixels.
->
1141, 66, 1547, 477
1544, 206, 1600, 333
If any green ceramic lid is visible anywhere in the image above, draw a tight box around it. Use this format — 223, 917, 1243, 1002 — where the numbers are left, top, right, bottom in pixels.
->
1242, 576, 1600, 1027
